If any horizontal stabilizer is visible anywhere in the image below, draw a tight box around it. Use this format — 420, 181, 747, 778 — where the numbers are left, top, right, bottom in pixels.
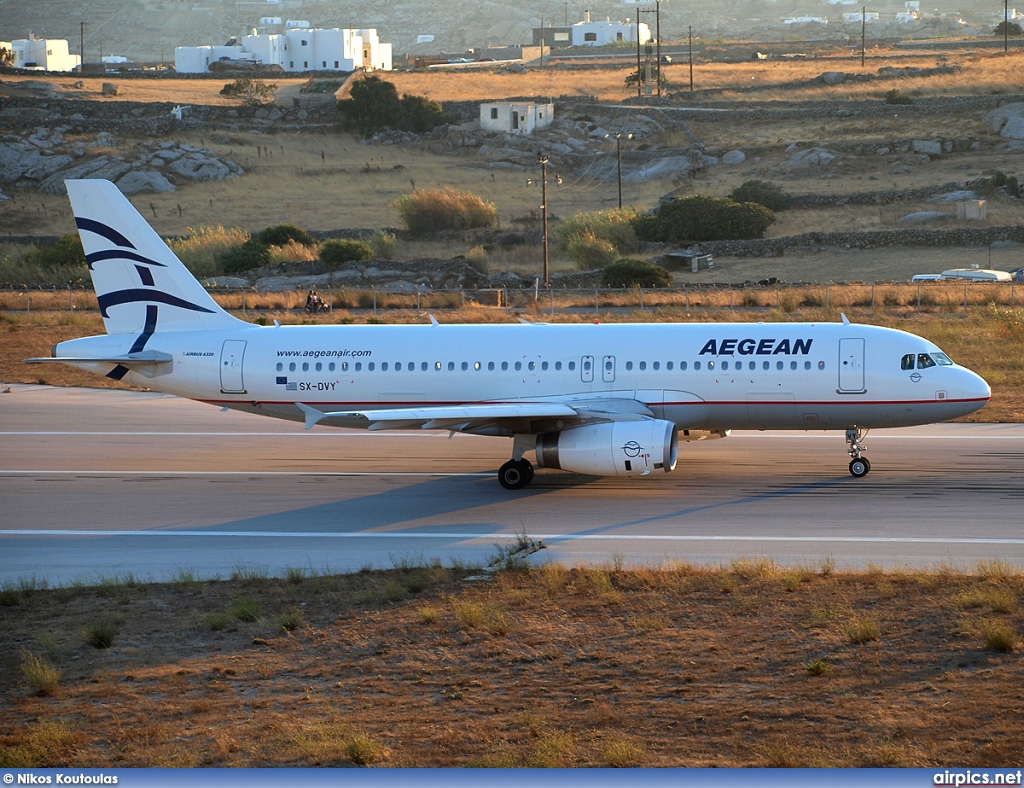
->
25, 350, 173, 367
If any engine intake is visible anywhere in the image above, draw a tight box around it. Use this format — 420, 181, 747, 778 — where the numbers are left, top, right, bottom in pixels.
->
536, 419, 679, 477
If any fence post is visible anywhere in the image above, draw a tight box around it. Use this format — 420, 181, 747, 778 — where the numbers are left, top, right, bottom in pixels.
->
916, 283, 920, 313
1012, 282, 1015, 308
69, 284, 73, 310
549, 288, 554, 313
461, 290, 466, 313
373, 288, 377, 315
27, 292, 30, 312
825, 284, 829, 311
871, 284, 875, 315
639, 287, 644, 310
242, 288, 246, 315
595, 287, 599, 316
685, 285, 689, 310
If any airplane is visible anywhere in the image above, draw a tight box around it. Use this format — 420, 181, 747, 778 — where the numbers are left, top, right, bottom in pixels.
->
28, 179, 991, 490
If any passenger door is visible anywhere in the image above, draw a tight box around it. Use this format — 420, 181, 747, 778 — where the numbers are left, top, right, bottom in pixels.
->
838, 338, 865, 393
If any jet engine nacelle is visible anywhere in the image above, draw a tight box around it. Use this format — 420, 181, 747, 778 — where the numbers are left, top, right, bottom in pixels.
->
535, 419, 679, 477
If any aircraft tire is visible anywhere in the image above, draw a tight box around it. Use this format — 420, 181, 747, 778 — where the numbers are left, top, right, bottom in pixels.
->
498, 459, 532, 490
849, 457, 871, 478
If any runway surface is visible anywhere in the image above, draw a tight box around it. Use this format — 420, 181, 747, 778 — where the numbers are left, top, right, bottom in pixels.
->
2, 384, 1023, 585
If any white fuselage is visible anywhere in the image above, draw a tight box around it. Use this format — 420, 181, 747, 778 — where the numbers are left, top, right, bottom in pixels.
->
56, 320, 991, 433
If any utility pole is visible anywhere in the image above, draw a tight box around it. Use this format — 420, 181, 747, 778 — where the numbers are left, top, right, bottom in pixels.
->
688, 26, 694, 92
1005, 0, 1010, 52
861, 6, 866, 67
656, 0, 662, 97
539, 154, 550, 288
80, 22, 85, 71
636, 23, 642, 97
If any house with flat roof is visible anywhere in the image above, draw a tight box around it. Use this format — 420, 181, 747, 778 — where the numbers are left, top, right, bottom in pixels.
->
480, 101, 554, 135
8, 33, 81, 72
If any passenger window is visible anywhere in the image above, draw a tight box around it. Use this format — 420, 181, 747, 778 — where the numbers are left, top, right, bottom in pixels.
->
694, 361, 701, 370
488, 361, 495, 371
555, 361, 562, 371
329, 362, 335, 372
653, 361, 660, 371
394, 362, 401, 371
680, 361, 687, 371
543, 361, 549, 371
276, 362, 283, 372
421, 362, 428, 371
501, 361, 509, 371
355, 362, 361, 372
790, 361, 797, 370
382, 362, 388, 371
341, 362, 348, 371
302, 362, 309, 371
721, 361, 729, 371
776, 361, 783, 370
804, 361, 811, 370
289, 362, 296, 372
515, 361, 522, 371
818, 361, 825, 370
461, 362, 468, 371
763, 361, 770, 371
708, 361, 715, 370
529, 361, 536, 371
448, 362, 455, 371
583, 359, 592, 372
667, 361, 674, 371
901, 354, 915, 370
435, 361, 442, 371
368, 363, 375, 371
917, 353, 936, 369
315, 362, 322, 372
749, 361, 756, 371
626, 361, 633, 371
475, 362, 481, 371
639, 361, 647, 371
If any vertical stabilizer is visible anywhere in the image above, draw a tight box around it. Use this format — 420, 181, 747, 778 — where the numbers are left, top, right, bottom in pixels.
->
66, 179, 246, 335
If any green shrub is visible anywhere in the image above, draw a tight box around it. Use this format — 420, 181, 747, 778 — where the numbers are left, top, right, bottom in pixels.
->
601, 258, 673, 288
883, 89, 913, 105
555, 209, 639, 255
218, 240, 271, 274
169, 226, 250, 278
338, 76, 451, 136
982, 171, 1022, 198
980, 619, 1016, 652
729, 180, 793, 211
24, 235, 87, 270
319, 238, 374, 265
219, 78, 277, 105
367, 230, 396, 260
393, 187, 497, 235
566, 231, 617, 269
635, 195, 775, 243
398, 93, 450, 133
255, 224, 315, 248
84, 619, 117, 649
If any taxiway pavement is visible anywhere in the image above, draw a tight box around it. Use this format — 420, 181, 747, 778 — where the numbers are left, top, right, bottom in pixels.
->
2, 385, 1023, 585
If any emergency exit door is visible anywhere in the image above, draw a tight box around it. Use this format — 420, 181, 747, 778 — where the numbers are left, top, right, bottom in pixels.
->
838, 338, 865, 393
220, 340, 247, 393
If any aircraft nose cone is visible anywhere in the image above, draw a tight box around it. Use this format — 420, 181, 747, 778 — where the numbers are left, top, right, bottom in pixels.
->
960, 368, 991, 410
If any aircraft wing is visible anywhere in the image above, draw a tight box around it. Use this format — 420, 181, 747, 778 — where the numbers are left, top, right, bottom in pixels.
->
296, 399, 652, 432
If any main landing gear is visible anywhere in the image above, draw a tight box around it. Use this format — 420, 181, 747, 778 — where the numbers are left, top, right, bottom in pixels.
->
498, 458, 535, 490
846, 427, 870, 478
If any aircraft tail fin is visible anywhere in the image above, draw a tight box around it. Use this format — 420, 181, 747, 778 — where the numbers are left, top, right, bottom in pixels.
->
66, 179, 246, 336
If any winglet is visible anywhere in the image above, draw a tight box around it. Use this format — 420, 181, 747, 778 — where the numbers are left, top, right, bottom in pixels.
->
840, 312, 851, 325
428, 314, 439, 326
296, 402, 325, 430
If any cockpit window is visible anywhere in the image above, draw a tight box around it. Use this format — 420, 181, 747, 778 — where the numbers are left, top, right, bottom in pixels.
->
917, 353, 936, 369
932, 352, 954, 366
901, 354, 915, 370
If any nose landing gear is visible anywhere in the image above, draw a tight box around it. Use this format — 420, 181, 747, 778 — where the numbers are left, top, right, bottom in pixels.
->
846, 427, 870, 477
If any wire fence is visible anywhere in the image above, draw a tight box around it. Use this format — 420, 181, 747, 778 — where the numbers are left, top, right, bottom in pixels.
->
0, 282, 1020, 317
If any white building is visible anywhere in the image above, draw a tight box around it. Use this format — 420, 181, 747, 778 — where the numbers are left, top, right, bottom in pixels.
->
480, 101, 554, 135
571, 18, 651, 46
175, 23, 391, 73
842, 11, 880, 22
8, 33, 81, 72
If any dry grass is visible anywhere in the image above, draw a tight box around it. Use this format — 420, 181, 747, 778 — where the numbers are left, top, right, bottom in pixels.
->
1, 564, 1022, 767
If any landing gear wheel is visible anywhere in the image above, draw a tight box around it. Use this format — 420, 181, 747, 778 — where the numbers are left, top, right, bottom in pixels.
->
849, 457, 871, 478
498, 459, 533, 490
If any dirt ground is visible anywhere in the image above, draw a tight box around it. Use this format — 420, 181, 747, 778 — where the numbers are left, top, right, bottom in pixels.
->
1, 562, 1021, 767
